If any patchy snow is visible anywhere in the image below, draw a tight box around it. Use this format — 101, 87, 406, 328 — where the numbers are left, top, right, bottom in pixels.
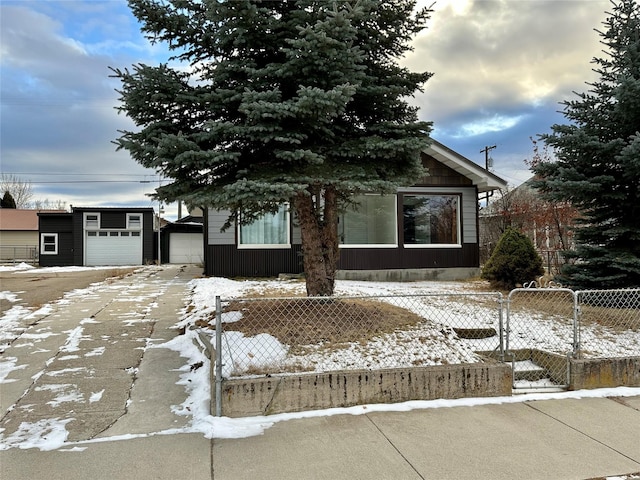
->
0, 266, 638, 454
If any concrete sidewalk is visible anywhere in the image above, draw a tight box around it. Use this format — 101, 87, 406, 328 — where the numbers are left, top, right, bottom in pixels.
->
211, 395, 640, 480
1, 265, 639, 479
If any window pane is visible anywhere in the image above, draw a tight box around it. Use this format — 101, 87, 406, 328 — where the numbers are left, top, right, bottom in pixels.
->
43, 235, 56, 244
340, 195, 396, 245
403, 195, 459, 245
239, 207, 288, 245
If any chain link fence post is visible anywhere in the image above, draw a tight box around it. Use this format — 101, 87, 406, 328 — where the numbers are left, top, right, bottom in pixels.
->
215, 295, 223, 417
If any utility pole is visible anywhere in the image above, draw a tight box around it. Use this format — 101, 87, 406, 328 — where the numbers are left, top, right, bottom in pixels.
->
479, 145, 497, 206
480, 145, 496, 171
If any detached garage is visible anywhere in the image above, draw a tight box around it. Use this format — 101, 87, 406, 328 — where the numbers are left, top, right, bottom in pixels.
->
161, 215, 204, 264
38, 207, 155, 267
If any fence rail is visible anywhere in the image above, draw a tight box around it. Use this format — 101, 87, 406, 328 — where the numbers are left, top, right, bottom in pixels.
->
211, 287, 639, 413
0, 245, 37, 264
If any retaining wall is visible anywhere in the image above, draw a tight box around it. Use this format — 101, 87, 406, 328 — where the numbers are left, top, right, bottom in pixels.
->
215, 361, 512, 417
569, 356, 640, 390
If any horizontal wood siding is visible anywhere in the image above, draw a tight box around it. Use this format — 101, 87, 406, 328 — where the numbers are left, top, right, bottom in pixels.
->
206, 245, 304, 277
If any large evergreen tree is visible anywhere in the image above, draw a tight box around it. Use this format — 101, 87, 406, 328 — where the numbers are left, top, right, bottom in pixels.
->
532, 0, 640, 289
112, 0, 432, 296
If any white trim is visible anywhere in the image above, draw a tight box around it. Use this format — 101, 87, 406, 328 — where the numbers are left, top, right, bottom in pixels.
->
339, 194, 398, 247
238, 205, 291, 248
404, 244, 463, 249
402, 193, 461, 247
237, 244, 291, 250
127, 213, 142, 230
40, 233, 58, 255
84, 212, 100, 230
339, 244, 398, 249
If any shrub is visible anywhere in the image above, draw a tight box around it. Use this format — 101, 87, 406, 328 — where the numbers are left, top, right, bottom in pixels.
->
482, 227, 544, 289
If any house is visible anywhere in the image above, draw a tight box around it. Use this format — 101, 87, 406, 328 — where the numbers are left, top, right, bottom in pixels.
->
0, 209, 64, 263
203, 139, 508, 281
160, 208, 204, 264
38, 207, 156, 267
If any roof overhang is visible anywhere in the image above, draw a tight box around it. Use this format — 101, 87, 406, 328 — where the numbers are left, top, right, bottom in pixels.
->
425, 139, 508, 193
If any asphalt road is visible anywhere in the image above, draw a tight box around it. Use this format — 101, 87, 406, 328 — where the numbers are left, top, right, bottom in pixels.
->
0, 266, 139, 312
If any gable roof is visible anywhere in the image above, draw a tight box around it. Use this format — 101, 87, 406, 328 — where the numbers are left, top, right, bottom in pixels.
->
425, 139, 508, 193
0, 209, 65, 231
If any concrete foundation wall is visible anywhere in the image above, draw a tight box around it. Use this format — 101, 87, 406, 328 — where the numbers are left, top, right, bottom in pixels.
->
570, 357, 640, 390
217, 362, 512, 417
335, 267, 481, 282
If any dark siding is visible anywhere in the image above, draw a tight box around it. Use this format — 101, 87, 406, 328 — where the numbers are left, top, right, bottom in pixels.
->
72, 211, 84, 265
100, 211, 126, 229
338, 244, 479, 270
205, 243, 478, 277
206, 245, 304, 277
38, 215, 75, 267
415, 154, 474, 187
143, 212, 155, 264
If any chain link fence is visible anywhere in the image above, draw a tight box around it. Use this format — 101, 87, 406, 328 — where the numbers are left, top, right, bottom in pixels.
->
506, 288, 577, 388
577, 289, 640, 359
214, 292, 504, 379
210, 287, 639, 404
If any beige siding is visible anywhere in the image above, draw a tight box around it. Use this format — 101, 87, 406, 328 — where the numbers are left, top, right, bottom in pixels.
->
0, 231, 39, 246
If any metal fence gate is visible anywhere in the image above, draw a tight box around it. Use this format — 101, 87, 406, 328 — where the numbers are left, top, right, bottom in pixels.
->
506, 288, 577, 390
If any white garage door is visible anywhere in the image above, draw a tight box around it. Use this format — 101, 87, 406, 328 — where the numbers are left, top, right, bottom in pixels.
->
169, 232, 203, 264
86, 231, 142, 266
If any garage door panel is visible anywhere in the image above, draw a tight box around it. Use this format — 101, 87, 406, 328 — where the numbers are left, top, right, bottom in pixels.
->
86, 232, 142, 265
169, 233, 203, 264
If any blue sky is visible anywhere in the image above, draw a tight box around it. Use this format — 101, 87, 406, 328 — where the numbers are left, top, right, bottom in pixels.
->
0, 0, 610, 220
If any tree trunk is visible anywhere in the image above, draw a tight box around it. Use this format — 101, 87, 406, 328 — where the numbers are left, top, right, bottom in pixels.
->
294, 187, 340, 296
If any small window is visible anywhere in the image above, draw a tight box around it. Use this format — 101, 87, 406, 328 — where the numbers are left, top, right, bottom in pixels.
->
110, 232, 119, 237
40, 233, 58, 255
238, 205, 290, 248
85, 213, 100, 229
88, 231, 97, 237
127, 214, 142, 230
99, 231, 108, 237
132, 231, 141, 237
121, 231, 130, 237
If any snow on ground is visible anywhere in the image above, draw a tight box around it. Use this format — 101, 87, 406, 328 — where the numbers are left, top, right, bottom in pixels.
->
0, 266, 638, 452
184, 276, 640, 378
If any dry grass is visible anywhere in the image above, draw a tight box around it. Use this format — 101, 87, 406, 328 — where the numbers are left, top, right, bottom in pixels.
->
219, 297, 427, 353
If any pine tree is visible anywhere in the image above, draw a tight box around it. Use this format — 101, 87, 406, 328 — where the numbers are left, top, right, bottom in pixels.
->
112, 0, 432, 296
1, 191, 17, 209
482, 227, 544, 290
532, 0, 640, 289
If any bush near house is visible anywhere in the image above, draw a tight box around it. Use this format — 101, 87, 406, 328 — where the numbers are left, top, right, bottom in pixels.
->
482, 227, 544, 290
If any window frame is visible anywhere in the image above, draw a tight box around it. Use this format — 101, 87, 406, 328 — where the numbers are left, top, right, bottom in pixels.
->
84, 212, 100, 230
339, 194, 398, 249
40, 233, 58, 255
401, 193, 462, 248
237, 205, 291, 249
127, 213, 142, 230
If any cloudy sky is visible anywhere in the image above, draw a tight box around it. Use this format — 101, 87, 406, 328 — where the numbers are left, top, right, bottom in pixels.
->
1, 0, 610, 220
